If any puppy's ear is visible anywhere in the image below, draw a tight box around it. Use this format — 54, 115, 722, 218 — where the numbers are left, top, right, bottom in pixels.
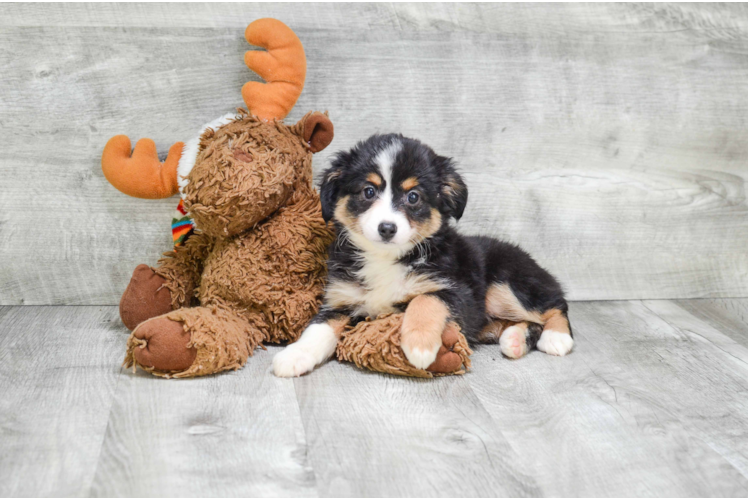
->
435, 156, 468, 220
319, 152, 348, 223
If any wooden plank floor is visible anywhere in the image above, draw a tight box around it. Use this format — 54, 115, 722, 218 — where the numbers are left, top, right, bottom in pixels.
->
1, 300, 747, 497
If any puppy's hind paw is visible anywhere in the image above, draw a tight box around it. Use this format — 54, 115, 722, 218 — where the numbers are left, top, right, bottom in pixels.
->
537, 329, 574, 356
499, 324, 529, 359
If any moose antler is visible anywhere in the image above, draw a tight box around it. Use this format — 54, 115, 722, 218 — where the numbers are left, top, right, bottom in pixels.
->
101, 19, 304, 199
243, 18, 306, 121
101, 135, 183, 199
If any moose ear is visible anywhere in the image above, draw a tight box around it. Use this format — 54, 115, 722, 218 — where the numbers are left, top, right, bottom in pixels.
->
436, 156, 468, 220
304, 112, 334, 153
319, 152, 348, 222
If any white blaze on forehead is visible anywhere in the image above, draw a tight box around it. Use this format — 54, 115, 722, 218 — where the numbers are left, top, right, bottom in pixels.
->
374, 140, 402, 188
359, 139, 415, 248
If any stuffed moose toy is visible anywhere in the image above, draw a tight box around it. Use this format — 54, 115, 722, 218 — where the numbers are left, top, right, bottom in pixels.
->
102, 19, 472, 378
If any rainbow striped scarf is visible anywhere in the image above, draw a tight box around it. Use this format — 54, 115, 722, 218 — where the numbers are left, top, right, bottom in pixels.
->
171, 199, 195, 248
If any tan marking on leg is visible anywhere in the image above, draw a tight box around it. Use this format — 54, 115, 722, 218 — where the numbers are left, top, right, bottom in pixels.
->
537, 308, 573, 356
366, 172, 383, 187
485, 283, 543, 323
478, 319, 515, 343
327, 315, 351, 339
401, 295, 449, 367
540, 308, 571, 335
402, 177, 419, 191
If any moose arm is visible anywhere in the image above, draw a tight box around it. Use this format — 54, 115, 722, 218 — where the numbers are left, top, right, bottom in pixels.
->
154, 230, 215, 309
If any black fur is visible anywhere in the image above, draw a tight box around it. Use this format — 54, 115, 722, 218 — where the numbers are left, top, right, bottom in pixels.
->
315, 134, 571, 346
320, 134, 467, 224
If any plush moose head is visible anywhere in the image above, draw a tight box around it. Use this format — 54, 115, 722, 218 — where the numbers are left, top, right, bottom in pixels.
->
101, 18, 334, 240
181, 109, 332, 238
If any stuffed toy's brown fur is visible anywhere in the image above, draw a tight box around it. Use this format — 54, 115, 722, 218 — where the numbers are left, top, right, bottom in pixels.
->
120, 111, 335, 377
102, 19, 472, 378
338, 314, 472, 378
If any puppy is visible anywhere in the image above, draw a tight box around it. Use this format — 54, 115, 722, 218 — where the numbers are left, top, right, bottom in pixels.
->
273, 134, 573, 377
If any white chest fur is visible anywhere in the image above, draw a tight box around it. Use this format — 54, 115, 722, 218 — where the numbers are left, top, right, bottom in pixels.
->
324, 250, 446, 318
354, 255, 412, 317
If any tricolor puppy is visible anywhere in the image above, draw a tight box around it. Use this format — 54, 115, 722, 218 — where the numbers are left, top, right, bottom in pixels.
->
273, 134, 573, 377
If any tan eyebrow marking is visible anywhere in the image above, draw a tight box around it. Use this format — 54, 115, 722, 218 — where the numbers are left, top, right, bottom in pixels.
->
366, 172, 383, 187
402, 177, 419, 191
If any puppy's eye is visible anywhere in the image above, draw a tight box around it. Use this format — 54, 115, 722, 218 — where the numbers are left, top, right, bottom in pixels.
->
407, 191, 420, 204
363, 186, 376, 200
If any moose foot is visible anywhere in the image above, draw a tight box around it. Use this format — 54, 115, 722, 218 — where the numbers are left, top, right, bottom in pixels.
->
130, 315, 197, 372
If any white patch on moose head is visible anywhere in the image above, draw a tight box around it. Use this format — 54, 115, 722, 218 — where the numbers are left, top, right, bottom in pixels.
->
177, 112, 239, 196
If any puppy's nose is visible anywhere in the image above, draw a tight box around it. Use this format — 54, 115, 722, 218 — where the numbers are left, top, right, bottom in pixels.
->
378, 222, 397, 241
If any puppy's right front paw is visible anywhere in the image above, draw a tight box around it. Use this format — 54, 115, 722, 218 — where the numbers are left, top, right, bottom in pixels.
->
273, 347, 316, 378
401, 337, 442, 370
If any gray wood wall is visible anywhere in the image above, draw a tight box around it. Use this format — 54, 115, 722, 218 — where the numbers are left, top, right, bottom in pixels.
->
1, 3, 747, 305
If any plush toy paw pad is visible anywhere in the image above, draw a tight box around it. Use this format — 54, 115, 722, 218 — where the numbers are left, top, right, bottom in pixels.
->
273, 347, 316, 377
426, 324, 464, 373
120, 264, 173, 331
537, 330, 574, 356
132, 316, 197, 371
427, 348, 462, 373
500, 325, 529, 359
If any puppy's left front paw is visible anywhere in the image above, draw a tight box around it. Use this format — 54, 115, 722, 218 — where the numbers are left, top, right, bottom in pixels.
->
401, 336, 442, 370
273, 347, 316, 377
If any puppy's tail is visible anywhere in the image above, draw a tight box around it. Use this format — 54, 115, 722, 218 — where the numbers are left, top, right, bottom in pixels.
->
526, 322, 543, 351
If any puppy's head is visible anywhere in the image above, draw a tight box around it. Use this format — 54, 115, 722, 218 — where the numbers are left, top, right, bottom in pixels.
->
320, 134, 467, 253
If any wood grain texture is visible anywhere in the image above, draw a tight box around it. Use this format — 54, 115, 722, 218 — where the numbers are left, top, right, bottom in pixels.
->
0, 306, 123, 497
90, 347, 316, 497
676, 298, 748, 350
468, 300, 748, 496
1, 3, 747, 303
293, 357, 540, 497
3, 3, 747, 34
1, 300, 748, 496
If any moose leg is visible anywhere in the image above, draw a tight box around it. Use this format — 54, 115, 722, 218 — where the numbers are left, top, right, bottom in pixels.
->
125, 306, 264, 378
